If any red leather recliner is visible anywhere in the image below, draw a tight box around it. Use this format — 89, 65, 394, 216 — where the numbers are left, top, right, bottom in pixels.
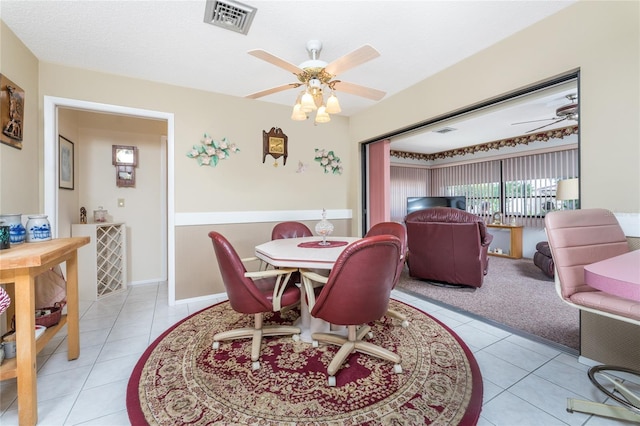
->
405, 207, 493, 288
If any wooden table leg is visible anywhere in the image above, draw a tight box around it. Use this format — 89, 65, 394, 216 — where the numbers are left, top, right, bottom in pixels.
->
65, 252, 80, 360
14, 268, 37, 426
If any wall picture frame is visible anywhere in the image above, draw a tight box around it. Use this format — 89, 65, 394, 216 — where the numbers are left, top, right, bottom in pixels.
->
112, 145, 138, 187
59, 136, 74, 190
0, 74, 25, 149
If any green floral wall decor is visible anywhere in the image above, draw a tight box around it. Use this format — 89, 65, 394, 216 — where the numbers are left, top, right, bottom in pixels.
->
187, 133, 239, 167
314, 148, 343, 175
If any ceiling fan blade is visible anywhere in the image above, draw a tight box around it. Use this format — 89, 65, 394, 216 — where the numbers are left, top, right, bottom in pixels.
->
324, 45, 380, 76
246, 83, 300, 99
526, 117, 567, 133
248, 49, 303, 75
512, 118, 557, 125
332, 81, 386, 101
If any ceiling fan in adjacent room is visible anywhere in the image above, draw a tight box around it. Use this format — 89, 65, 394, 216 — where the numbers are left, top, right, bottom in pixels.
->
512, 94, 579, 133
245, 40, 386, 124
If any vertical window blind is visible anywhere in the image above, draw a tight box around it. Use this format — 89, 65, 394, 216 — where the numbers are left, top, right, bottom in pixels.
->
390, 166, 429, 222
431, 160, 501, 222
502, 149, 578, 227
390, 148, 578, 227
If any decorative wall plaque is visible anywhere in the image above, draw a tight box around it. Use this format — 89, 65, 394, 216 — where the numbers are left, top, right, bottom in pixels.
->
0, 74, 25, 149
263, 127, 288, 166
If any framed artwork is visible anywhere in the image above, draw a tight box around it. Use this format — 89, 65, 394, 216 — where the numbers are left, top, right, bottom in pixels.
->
0, 74, 25, 149
112, 145, 138, 166
59, 136, 74, 190
112, 145, 138, 187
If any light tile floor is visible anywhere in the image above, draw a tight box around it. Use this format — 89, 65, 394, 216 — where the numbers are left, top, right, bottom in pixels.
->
0, 283, 636, 425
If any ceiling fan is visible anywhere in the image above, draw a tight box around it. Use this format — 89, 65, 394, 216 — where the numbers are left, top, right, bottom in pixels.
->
245, 40, 386, 123
512, 94, 579, 133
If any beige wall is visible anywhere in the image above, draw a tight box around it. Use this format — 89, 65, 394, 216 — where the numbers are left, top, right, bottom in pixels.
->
351, 0, 640, 219
56, 109, 167, 285
0, 22, 39, 215
36, 62, 352, 213
176, 219, 350, 299
34, 56, 352, 300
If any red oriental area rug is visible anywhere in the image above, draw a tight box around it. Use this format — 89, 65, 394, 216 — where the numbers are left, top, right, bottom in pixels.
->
127, 300, 482, 425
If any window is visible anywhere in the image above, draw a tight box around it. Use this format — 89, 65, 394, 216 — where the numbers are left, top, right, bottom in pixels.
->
431, 160, 501, 223
502, 149, 578, 226
392, 148, 578, 227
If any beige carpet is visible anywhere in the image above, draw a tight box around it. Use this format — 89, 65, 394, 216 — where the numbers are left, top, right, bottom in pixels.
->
397, 255, 579, 351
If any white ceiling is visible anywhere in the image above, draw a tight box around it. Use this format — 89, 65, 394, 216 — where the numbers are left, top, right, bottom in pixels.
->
390, 79, 578, 154
1, 0, 578, 153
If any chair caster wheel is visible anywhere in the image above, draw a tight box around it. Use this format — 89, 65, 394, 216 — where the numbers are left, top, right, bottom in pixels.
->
393, 364, 403, 374
212, 341, 220, 350
292, 334, 300, 342
328, 376, 336, 387
312, 340, 319, 348
401, 320, 409, 328
252, 361, 260, 370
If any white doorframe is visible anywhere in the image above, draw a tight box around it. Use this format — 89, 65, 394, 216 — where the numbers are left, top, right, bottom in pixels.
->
43, 96, 177, 305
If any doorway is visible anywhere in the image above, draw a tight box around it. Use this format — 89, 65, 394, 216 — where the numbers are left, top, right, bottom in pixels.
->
43, 96, 178, 305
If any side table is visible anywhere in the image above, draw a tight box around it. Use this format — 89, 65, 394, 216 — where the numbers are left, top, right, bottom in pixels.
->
486, 224, 523, 259
0, 237, 89, 425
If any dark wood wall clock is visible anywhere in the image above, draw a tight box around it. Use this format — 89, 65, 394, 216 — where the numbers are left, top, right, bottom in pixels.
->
263, 127, 288, 166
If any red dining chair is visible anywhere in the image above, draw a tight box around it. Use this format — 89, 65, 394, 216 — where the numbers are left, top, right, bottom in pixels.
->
271, 221, 313, 240
209, 231, 301, 370
365, 221, 409, 327
300, 235, 402, 386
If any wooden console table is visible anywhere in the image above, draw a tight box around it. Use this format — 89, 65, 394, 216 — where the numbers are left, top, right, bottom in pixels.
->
486, 224, 523, 259
0, 237, 89, 425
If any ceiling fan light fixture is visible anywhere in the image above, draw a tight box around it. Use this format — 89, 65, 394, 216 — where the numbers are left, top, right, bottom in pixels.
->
314, 106, 331, 124
301, 91, 317, 112
325, 92, 341, 114
291, 103, 307, 121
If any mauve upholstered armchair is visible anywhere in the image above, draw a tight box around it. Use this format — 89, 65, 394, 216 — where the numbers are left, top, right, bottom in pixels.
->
365, 221, 410, 327
209, 231, 301, 371
405, 207, 493, 288
544, 208, 640, 421
271, 221, 313, 240
300, 235, 403, 386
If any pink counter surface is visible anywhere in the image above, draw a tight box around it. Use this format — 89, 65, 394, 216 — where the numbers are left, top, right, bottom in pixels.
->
584, 250, 640, 302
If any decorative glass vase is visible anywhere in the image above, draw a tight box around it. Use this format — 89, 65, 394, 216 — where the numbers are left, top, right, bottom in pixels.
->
26, 215, 52, 242
0, 221, 10, 249
0, 214, 25, 245
314, 209, 334, 246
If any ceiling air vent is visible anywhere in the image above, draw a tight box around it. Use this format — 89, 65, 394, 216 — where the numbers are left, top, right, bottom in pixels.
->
203, 0, 257, 35
433, 127, 457, 134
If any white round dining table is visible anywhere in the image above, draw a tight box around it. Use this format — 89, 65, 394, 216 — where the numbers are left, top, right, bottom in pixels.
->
254, 236, 361, 342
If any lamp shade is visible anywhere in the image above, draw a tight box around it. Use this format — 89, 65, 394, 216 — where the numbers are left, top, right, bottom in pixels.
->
556, 178, 579, 201
300, 92, 317, 113
314, 106, 330, 123
325, 93, 341, 114
291, 104, 306, 121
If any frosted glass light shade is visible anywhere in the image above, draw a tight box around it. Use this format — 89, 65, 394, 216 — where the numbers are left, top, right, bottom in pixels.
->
315, 106, 330, 123
325, 93, 341, 114
291, 104, 306, 121
301, 92, 317, 113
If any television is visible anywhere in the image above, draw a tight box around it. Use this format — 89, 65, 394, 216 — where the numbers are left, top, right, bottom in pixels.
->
406, 196, 467, 214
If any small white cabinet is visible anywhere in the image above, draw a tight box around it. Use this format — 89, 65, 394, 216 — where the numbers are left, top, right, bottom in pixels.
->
71, 223, 127, 300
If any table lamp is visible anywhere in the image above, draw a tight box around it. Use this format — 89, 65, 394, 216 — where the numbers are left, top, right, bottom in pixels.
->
556, 178, 579, 210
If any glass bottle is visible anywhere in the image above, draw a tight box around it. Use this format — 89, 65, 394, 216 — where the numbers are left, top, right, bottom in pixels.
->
314, 209, 334, 246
